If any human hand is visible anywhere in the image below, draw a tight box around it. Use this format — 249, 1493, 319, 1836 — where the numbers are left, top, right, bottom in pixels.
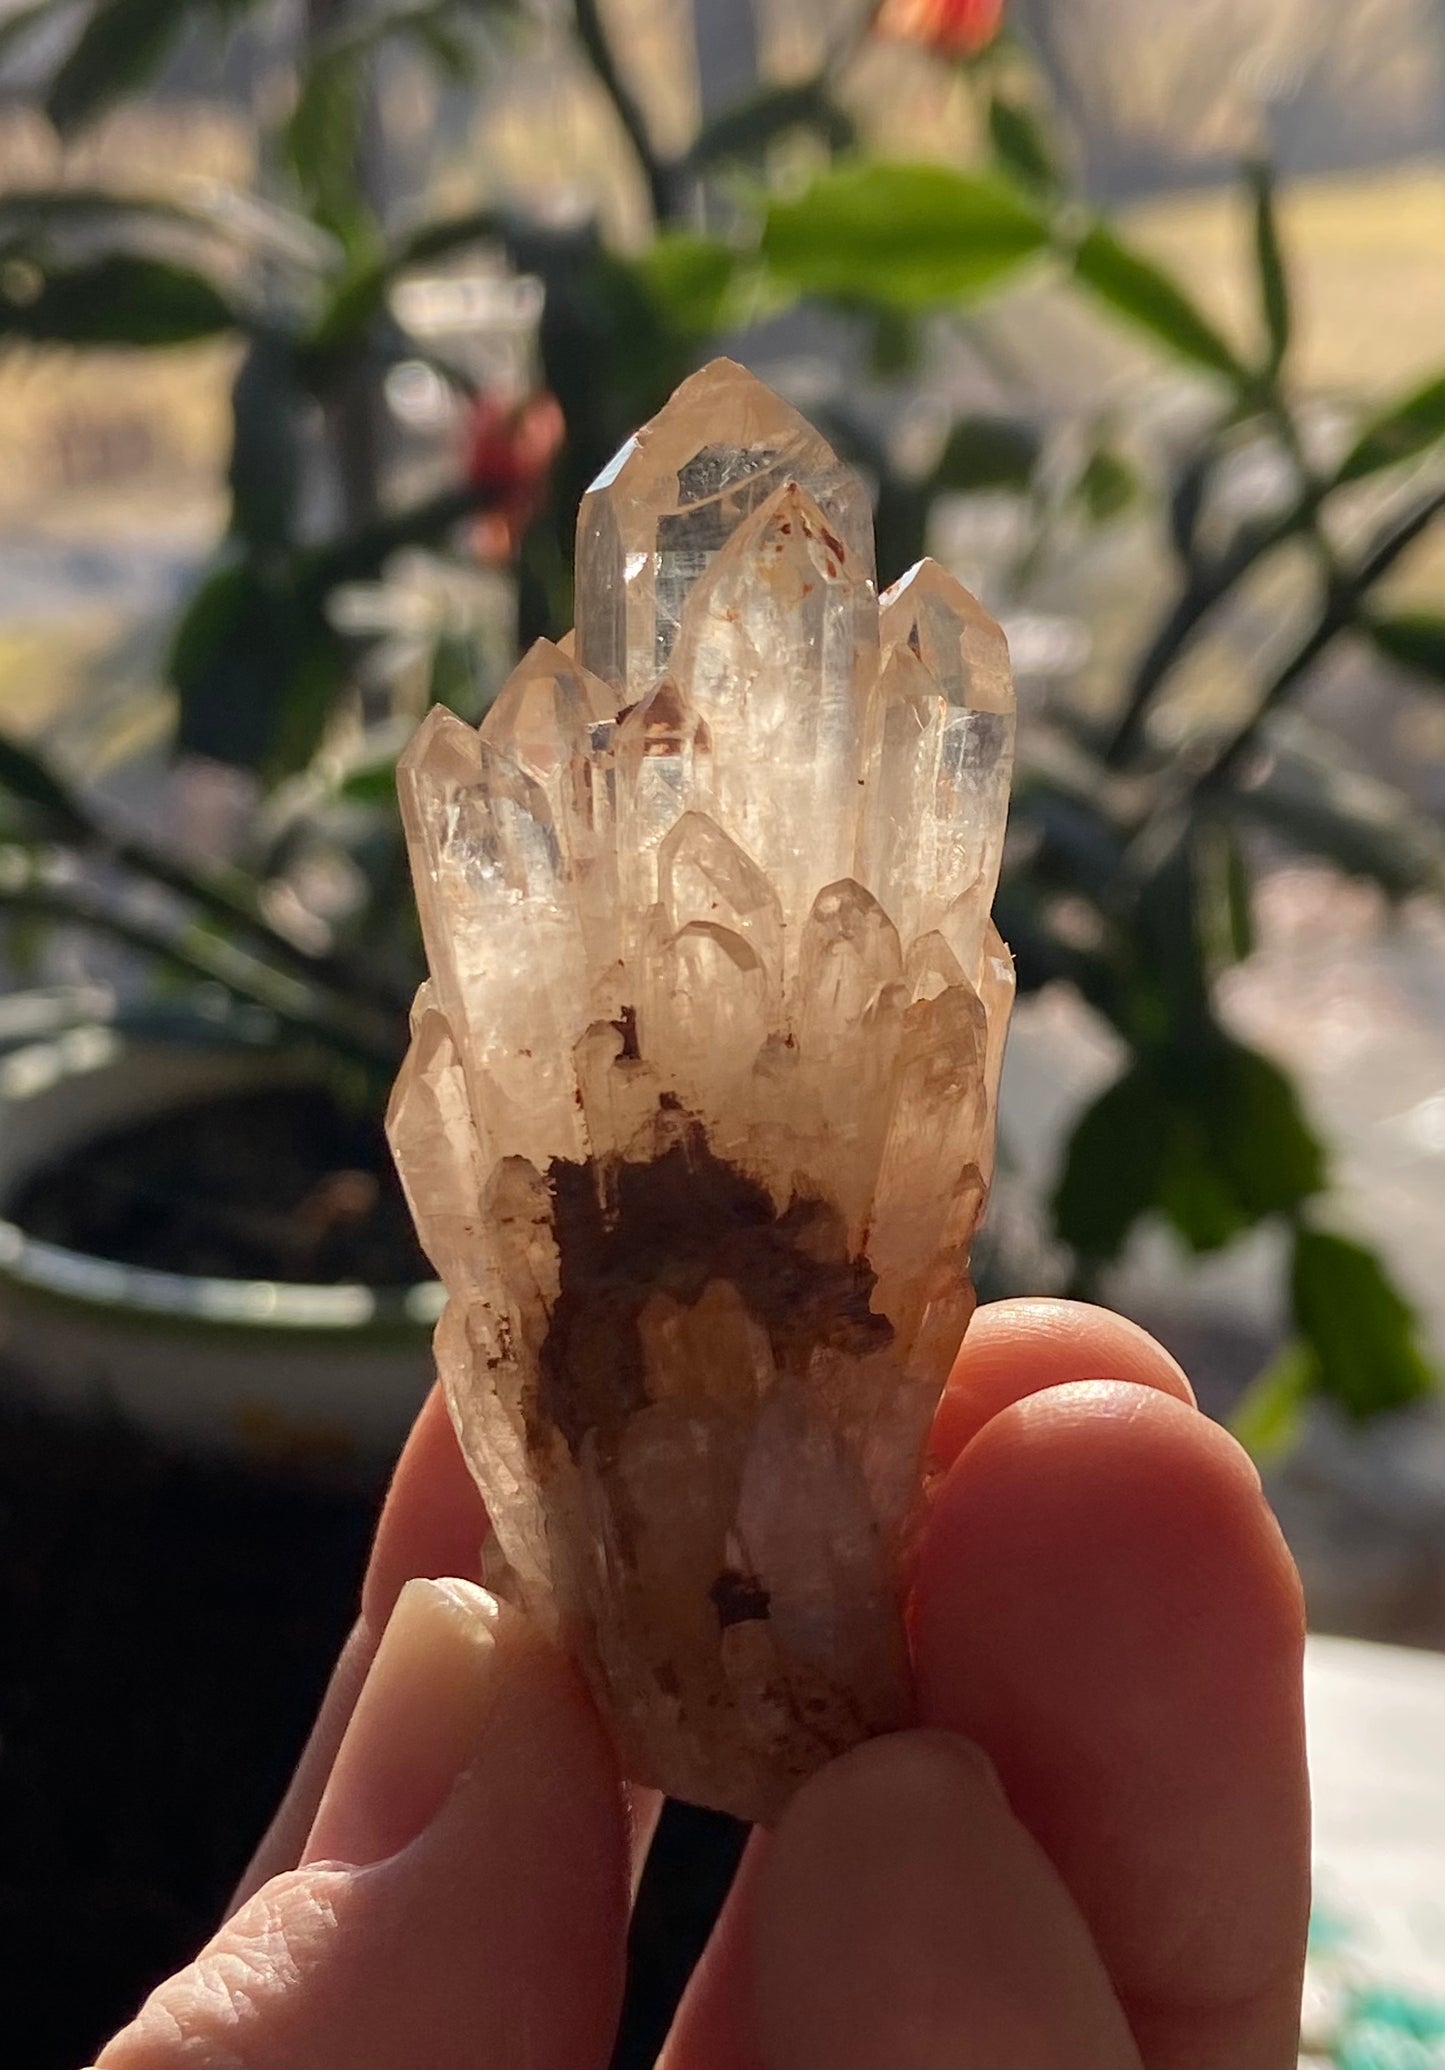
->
94, 1299, 1309, 2069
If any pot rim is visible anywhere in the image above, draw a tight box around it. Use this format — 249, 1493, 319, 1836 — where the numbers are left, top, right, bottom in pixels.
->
0, 1014, 443, 1341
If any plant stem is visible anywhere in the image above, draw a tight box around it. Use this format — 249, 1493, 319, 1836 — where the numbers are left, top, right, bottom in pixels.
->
1, 726, 411, 1015
2, 871, 404, 1078
1202, 485, 1445, 791
1106, 502, 1306, 766
304, 0, 389, 529
571, 0, 673, 222
114, 828, 409, 1014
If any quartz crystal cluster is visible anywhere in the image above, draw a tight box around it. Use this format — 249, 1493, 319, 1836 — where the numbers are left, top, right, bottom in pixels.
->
388, 360, 1016, 1822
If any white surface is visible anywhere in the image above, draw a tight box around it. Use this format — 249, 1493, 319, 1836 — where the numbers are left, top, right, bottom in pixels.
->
1305, 1633, 1445, 1996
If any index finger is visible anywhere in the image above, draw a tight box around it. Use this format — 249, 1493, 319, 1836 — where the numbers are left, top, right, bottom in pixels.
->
915, 1372, 1309, 2070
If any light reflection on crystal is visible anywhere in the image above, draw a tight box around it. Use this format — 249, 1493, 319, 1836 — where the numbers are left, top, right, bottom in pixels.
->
389, 360, 1015, 1823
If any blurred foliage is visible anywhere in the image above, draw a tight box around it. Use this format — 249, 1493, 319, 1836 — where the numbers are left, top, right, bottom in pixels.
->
0, 0, 1441, 1437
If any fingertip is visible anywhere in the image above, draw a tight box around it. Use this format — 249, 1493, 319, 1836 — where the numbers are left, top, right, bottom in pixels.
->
765, 1730, 1006, 1867
921, 1380, 1302, 1669
933, 1299, 1194, 1465
362, 1383, 488, 1629
302, 1576, 507, 1870
755, 1729, 1141, 2070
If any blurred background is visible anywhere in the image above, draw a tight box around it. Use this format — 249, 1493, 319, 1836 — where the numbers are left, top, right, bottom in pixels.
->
0, 0, 1440, 2063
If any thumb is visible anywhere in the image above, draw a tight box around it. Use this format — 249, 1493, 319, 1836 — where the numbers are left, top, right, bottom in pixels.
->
754, 1731, 1145, 2070
96, 1580, 629, 2070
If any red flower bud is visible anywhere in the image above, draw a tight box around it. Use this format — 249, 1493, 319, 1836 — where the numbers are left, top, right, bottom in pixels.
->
875, 0, 1005, 59
460, 390, 566, 564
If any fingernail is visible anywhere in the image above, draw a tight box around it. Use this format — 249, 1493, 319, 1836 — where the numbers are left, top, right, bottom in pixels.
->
302, 1575, 504, 1868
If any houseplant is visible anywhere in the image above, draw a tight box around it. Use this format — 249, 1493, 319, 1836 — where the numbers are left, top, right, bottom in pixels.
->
0, 0, 1440, 1464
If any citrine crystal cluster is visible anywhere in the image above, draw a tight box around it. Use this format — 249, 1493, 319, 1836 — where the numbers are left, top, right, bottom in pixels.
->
388, 361, 1016, 1822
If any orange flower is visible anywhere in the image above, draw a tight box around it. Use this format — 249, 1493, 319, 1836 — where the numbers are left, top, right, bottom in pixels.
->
461, 390, 565, 564
876, 0, 1005, 58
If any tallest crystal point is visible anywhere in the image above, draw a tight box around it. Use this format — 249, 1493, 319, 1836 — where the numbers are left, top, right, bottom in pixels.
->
390, 361, 1016, 1823
575, 358, 876, 697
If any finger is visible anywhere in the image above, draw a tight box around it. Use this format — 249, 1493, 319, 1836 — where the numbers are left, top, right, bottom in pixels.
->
662, 1302, 1202, 2070
915, 1383, 1309, 2070
100, 1580, 630, 2070
933, 1297, 1194, 1465
232, 1383, 488, 1906
753, 1732, 1143, 2070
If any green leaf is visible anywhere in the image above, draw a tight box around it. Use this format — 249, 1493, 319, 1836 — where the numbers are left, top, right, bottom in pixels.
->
1190, 1040, 1326, 1220
169, 557, 260, 683
0, 252, 235, 344
227, 336, 306, 551
1134, 835, 1212, 1037
1157, 1105, 1254, 1251
1247, 159, 1290, 374
1075, 444, 1138, 523
0, 187, 218, 257
762, 162, 1049, 311
171, 552, 350, 782
1230, 1342, 1315, 1462
170, 560, 297, 773
46, 0, 196, 133
1335, 373, 1444, 484
1366, 609, 1445, 685
0, 731, 89, 839
267, 626, 352, 779
1291, 1226, 1438, 1420
1053, 1062, 1171, 1261
1072, 224, 1246, 383
1224, 828, 1254, 962
933, 412, 1041, 492
1198, 820, 1255, 965
987, 94, 1059, 194
338, 757, 403, 805
1053, 1031, 1325, 1264
633, 233, 742, 338
687, 77, 854, 171
285, 36, 371, 244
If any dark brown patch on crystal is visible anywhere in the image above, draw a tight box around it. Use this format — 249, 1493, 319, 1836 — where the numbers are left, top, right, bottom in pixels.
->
538, 1122, 892, 1458
710, 1568, 771, 1627
613, 1004, 640, 1060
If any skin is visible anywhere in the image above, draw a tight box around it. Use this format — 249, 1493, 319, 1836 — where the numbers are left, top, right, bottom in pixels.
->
95, 1299, 1309, 2070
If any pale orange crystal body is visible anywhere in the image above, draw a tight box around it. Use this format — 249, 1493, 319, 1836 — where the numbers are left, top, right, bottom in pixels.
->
388, 361, 1016, 1822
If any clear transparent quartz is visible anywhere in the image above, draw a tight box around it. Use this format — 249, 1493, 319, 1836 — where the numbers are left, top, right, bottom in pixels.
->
389, 360, 1016, 1822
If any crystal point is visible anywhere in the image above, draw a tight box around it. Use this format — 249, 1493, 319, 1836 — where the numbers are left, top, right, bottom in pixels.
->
390, 361, 1015, 1823
677, 480, 878, 937
877, 558, 1016, 978
576, 358, 874, 698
